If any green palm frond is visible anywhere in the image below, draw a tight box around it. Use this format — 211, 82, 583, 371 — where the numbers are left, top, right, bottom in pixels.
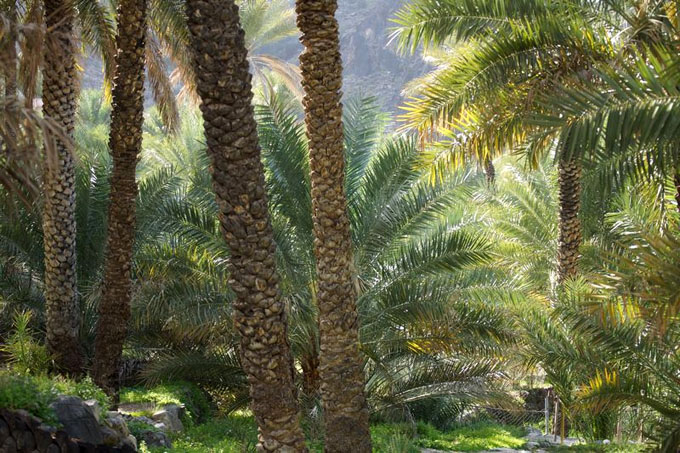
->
528, 48, 680, 182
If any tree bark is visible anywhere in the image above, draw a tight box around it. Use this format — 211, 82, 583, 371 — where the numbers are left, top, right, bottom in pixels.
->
295, 1, 372, 451
557, 158, 582, 284
3, 0, 18, 98
674, 172, 680, 215
42, 0, 84, 375
184, 0, 307, 451
92, 0, 147, 397
484, 157, 495, 186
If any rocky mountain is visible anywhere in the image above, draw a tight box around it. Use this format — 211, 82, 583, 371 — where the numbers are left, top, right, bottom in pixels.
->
81, 0, 427, 115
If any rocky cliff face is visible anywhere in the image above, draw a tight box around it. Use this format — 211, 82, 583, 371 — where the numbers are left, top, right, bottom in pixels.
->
81, 0, 425, 115
337, 0, 428, 112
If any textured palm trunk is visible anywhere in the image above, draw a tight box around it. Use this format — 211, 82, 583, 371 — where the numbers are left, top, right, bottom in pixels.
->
484, 157, 495, 185
42, 0, 83, 375
92, 0, 147, 397
3, 0, 18, 98
674, 173, 680, 215
295, 1, 372, 451
301, 348, 320, 399
557, 158, 582, 284
185, 1, 307, 451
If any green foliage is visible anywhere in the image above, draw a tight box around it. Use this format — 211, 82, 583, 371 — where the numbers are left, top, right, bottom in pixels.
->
0, 371, 58, 424
414, 421, 527, 451
145, 415, 258, 453
120, 382, 213, 425
1, 310, 51, 375
127, 418, 161, 440
371, 424, 419, 453
0, 371, 109, 424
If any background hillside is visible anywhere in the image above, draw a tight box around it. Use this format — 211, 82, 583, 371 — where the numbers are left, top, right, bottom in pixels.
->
81, 0, 427, 114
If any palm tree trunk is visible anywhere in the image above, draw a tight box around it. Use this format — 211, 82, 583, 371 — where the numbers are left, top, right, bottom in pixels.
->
3, 0, 18, 98
41, 0, 83, 375
92, 0, 147, 397
674, 172, 680, 215
295, 1, 372, 451
557, 158, 582, 284
484, 157, 495, 186
185, 1, 307, 450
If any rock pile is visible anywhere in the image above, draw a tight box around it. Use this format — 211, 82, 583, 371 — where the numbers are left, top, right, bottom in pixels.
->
0, 408, 135, 453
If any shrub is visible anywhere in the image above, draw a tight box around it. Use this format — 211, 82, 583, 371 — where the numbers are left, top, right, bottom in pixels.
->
0, 372, 58, 424
0, 370, 110, 423
1, 310, 51, 375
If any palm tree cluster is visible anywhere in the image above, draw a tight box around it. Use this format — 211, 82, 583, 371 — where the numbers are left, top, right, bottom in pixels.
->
1, 0, 680, 451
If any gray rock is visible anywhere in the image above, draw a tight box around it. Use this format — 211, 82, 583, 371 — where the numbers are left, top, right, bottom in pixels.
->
139, 430, 172, 448
83, 400, 101, 423
49, 396, 104, 445
100, 426, 122, 447
122, 434, 138, 451
105, 413, 130, 438
152, 405, 184, 432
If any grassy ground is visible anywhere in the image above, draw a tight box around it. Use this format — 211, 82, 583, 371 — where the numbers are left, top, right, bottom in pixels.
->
140, 418, 528, 452
414, 421, 527, 451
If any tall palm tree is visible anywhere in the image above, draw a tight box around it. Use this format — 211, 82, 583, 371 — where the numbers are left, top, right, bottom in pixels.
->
92, 0, 147, 396
137, 95, 515, 425
184, 0, 307, 450
294, 1, 371, 450
41, 0, 84, 375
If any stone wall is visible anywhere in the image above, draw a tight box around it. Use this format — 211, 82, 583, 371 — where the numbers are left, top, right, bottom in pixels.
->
0, 409, 134, 453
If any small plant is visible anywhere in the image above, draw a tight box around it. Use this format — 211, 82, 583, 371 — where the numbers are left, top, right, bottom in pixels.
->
0, 370, 110, 423
383, 433, 419, 453
127, 418, 160, 439
1, 310, 51, 375
0, 371, 58, 424
51, 375, 110, 412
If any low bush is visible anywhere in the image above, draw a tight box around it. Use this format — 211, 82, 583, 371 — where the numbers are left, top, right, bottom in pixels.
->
0, 371, 110, 424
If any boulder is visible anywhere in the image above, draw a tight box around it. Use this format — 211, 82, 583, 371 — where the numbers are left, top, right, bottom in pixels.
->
101, 426, 122, 447
151, 405, 184, 432
105, 413, 130, 438
49, 396, 104, 445
122, 434, 138, 451
84, 400, 102, 423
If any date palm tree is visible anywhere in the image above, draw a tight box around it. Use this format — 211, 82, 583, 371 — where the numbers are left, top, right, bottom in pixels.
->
41, 0, 85, 375
184, 0, 307, 450
92, 0, 147, 396
294, 0, 371, 450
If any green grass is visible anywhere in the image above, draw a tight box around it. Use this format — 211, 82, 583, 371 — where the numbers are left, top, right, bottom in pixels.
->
142, 414, 258, 453
120, 381, 212, 425
415, 421, 527, 452
140, 416, 529, 453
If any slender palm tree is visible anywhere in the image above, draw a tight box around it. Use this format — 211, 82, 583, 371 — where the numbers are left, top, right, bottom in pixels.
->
184, 0, 307, 450
92, 0, 147, 396
294, 0, 371, 450
41, 0, 84, 375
